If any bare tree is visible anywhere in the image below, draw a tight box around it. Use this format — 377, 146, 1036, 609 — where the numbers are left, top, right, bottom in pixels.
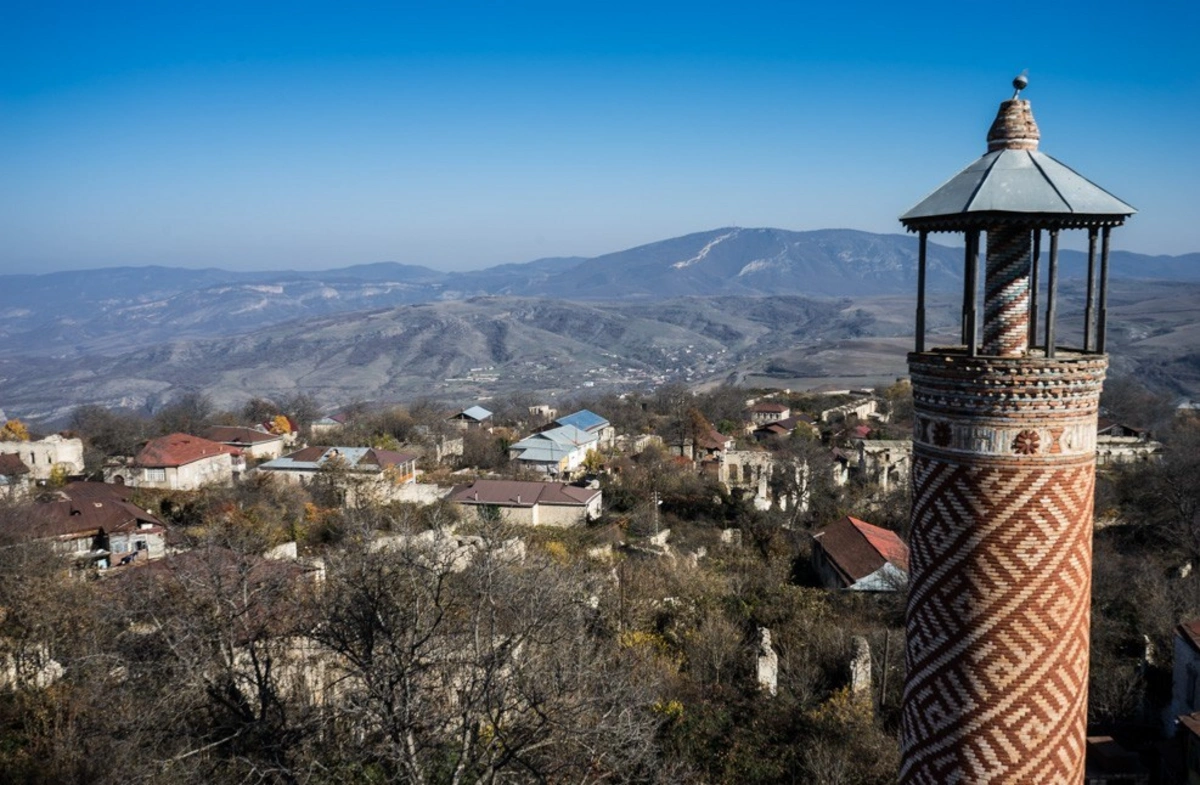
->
312, 533, 662, 783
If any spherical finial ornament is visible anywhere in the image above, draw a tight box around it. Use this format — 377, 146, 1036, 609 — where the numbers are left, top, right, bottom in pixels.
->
1011, 71, 1029, 100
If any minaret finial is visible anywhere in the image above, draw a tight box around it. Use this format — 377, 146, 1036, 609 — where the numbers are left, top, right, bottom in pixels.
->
1011, 70, 1029, 100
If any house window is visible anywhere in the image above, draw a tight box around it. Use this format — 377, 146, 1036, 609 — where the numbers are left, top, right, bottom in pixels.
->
144, 468, 166, 482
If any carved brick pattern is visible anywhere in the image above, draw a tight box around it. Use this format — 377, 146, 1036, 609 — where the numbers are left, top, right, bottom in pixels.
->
908, 353, 1107, 417
982, 227, 1031, 357
1011, 429, 1040, 455
899, 454, 1095, 784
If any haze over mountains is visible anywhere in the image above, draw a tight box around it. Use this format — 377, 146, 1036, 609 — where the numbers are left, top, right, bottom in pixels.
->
2, 227, 1198, 423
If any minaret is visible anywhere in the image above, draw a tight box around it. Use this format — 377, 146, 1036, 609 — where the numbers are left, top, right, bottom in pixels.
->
897, 77, 1135, 784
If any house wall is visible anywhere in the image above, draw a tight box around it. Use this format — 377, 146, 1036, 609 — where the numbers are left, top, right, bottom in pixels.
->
0, 435, 84, 480
133, 454, 235, 490
0, 475, 32, 501
241, 439, 286, 461
109, 530, 167, 563
1167, 635, 1200, 736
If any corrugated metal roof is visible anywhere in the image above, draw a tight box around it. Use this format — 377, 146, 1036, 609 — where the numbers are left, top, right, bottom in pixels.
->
456, 406, 493, 421
258, 446, 414, 472
555, 409, 609, 433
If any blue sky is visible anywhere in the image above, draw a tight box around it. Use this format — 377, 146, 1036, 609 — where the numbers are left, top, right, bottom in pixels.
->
3, 1, 1197, 273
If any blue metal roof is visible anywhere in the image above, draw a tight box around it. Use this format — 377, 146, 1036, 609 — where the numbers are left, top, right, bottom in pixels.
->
555, 409, 609, 433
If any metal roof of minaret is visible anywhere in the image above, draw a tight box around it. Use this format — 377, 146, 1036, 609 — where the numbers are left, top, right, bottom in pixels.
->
900, 75, 1136, 232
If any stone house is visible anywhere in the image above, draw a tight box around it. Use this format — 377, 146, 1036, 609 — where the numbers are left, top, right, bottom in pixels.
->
1096, 419, 1163, 465
855, 439, 912, 493
820, 397, 880, 424
310, 413, 350, 438
449, 479, 602, 527
811, 515, 909, 591
449, 406, 493, 431
748, 401, 791, 425
0, 434, 85, 481
105, 433, 242, 490
254, 446, 417, 506
28, 482, 167, 569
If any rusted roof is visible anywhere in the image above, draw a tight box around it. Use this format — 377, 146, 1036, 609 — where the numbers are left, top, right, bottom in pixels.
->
450, 479, 599, 508
0, 453, 30, 476
135, 433, 240, 468
29, 493, 165, 539
812, 515, 909, 586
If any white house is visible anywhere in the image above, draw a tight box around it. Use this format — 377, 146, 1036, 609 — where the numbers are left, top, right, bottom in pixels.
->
449, 479, 602, 527
105, 433, 242, 490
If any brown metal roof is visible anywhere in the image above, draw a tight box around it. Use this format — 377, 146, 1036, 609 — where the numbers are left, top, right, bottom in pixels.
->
203, 426, 282, 445
812, 515, 909, 586
450, 479, 599, 508
0, 453, 30, 476
29, 494, 165, 540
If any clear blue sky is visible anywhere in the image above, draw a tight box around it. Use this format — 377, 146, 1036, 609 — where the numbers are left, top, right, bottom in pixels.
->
3, 1, 1197, 273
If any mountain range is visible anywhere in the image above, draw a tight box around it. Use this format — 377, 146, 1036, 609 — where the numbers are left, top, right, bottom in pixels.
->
2, 227, 1198, 423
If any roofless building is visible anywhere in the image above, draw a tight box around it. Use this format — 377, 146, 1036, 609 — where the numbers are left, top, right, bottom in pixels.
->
897, 77, 1134, 783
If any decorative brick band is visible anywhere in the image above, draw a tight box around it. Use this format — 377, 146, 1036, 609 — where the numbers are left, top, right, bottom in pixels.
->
908, 351, 1107, 419
915, 416, 1096, 461
982, 226, 1031, 357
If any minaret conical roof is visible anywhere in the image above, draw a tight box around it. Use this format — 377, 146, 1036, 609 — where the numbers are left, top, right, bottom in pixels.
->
900, 81, 1135, 232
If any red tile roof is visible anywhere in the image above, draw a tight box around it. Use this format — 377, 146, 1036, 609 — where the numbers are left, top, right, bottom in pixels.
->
135, 433, 240, 467
751, 402, 789, 413
812, 515, 909, 586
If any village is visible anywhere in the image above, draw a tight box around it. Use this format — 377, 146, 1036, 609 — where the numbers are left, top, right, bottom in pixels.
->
0, 379, 1185, 782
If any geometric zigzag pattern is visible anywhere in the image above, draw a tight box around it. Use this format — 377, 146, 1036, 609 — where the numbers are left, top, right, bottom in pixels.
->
899, 453, 1095, 784
982, 226, 1031, 358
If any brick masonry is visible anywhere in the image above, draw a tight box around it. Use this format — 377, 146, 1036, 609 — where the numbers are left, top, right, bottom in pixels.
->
900, 350, 1106, 784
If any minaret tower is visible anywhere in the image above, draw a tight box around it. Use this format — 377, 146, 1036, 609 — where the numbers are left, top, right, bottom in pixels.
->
897, 77, 1135, 783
